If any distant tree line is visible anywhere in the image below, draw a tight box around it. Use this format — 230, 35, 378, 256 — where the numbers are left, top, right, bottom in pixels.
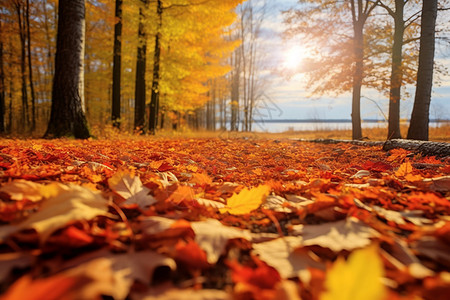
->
0, 0, 246, 138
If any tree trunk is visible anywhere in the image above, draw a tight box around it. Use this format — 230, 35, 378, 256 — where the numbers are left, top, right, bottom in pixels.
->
134, 0, 148, 131
111, 0, 122, 128
0, 20, 5, 133
230, 50, 240, 131
15, 1, 29, 132
44, 0, 90, 139
149, 0, 162, 135
407, 0, 437, 141
26, 0, 36, 131
387, 0, 405, 140
351, 22, 363, 140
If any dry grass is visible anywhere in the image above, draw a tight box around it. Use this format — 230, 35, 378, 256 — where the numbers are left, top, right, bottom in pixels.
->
20, 122, 448, 142
142, 123, 450, 142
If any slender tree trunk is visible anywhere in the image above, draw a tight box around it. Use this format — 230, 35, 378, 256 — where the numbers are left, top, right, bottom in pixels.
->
44, 0, 90, 139
387, 1, 405, 140
231, 50, 240, 131
15, 1, 29, 131
26, 0, 36, 131
112, 0, 122, 128
407, 0, 437, 141
7, 39, 13, 132
351, 22, 363, 140
134, 0, 148, 131
0, 19, 5, 133
149, 0, 162, 135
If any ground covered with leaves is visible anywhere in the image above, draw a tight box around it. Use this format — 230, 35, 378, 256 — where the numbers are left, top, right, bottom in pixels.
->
0, 138, 449, 300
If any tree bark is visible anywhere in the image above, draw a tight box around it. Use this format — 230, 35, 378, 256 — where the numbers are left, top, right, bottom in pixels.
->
26, 0, 36, 131
351, 21, 363, 140
383, 139, 450, 157
0, 19, 5, 133
14, 1, 29, 131
112, 0, 122, 128
387, 0, 405, 140
407, 0, 437, 141
149, 0, 162, 135
134, 0, 148, 132
44, 0, 90, 139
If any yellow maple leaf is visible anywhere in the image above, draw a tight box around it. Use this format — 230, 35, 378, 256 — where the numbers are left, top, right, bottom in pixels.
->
320, 244, 386, 300
395, 161, 414, 177
219, 185, 270, 215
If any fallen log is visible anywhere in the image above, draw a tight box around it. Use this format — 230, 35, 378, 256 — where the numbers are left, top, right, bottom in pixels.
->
382, 139, 450, 157
295, 138, 450, 157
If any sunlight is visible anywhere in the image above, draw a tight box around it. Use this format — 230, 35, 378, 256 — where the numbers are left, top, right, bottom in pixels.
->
282, 45, 308, 70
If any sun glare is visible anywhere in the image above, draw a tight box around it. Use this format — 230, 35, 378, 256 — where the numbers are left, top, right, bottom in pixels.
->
282, 45, 307, 70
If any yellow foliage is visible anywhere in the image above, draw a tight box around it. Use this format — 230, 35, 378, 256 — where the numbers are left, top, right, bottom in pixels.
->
220, 185, 271, 215
320, 244, 386, 300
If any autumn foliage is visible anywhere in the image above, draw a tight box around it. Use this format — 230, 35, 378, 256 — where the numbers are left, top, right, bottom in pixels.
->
0, 137, 449, 299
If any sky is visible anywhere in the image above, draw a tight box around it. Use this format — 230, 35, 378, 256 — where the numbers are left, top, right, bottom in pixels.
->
253, 0, 450, 122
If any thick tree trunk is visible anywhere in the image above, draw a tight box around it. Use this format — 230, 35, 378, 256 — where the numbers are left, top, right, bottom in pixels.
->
351, 23, 363, 140
0, 20, 5, 133
26, 0, 36, 131
111, 0, 122, 128
407, 0, 437, 141
134, 0, 148, 131
44, 0, 90, 139
387, 1, 405, 140
149, 0, 162, 135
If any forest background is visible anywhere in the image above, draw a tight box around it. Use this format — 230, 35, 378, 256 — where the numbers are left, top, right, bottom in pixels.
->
0, 0, 449, 140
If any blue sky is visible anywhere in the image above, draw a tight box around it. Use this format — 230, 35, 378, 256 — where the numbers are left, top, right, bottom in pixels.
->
256, 0, 450, 121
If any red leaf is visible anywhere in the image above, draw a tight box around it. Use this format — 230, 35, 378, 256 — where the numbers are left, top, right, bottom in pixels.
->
362, 161, 393, 172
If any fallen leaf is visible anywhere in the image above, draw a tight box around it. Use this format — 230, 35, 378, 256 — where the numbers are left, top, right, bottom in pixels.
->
175, 240, 210, 269
411, 237, 450, 268
62, 250, 176, 300
252, 236, 324, 278
191, 218, 252, 264
0, 180, 44, 202
3, 184, 111, 242
135, 286, 231, 300
194, 197, 226, 209
219, 185, 270, 215
108, 171, 156, 209
0, 252, 35, 282
420, 176, 450, 193
395, 161, 414, 177
228, 258, 281, 290
320, 244, 386, 300
350, 170, 371, 179
291, 217, 380, 252
263, 195, 313, 213
190, 173, 213, 186
0, 274, 89, 300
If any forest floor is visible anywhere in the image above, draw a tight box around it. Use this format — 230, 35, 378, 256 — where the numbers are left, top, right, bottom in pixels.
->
0, 134, 449, 299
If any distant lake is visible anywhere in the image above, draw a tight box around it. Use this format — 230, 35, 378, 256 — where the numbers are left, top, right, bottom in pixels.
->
219, 120, 449, 133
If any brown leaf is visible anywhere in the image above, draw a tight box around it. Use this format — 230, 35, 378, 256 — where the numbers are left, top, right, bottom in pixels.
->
191, 218, 252, 264
1, 184, 111, 242
61, 250, 176, 300
291, 217, 380, 252
108, 171, 156, 209
252, 236, 324, 278
0, 180, 45, 202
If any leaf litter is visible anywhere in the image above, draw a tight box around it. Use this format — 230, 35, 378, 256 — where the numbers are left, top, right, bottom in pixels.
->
0, 138, 449, 299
